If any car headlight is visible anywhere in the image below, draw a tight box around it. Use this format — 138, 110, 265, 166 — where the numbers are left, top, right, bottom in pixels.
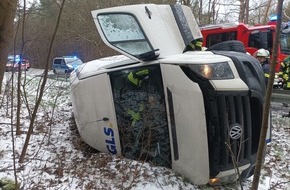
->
188, 62, 234, 80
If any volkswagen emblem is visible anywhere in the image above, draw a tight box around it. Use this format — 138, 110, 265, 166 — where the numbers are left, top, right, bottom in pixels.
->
229, 124, 243, 140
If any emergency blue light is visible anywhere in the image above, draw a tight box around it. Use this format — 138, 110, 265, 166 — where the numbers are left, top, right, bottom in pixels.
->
269, 14, 277, 21
64, 55, 78, 59
8, 55, 21, 62
8, 55, 19, 59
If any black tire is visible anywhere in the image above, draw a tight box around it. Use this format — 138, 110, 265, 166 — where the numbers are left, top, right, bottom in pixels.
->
207, 40, 246, 53
53, 69, 56, 74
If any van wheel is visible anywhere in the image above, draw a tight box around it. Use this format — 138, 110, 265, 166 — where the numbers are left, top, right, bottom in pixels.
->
207, 40, 246, 53
53, 69, 56, 74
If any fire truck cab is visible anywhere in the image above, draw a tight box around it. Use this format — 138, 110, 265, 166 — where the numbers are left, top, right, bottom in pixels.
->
200, 22, 290, 73
70, 4, 270, 186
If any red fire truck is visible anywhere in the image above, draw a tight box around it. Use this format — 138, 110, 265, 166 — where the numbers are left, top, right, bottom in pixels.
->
200, 21, 290, 73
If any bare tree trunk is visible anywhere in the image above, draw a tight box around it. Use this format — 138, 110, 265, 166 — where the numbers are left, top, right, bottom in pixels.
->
263, 0, 273, 24
211, 0, 219, 23
239, 0, 245, 22
251, 0, 284, 189
211, 0, 215, 23
16, 0, 27, 135
199, 0, 203, 24
0, 0, 18, 186
208, 0, 212, 23
16, 61, 22, 135
245, 0, 249, 24
19, 0, 66, 163
0, 0, 17, 94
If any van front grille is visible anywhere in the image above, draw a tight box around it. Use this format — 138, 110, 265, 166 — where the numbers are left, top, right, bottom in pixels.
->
205, 91, 262, 176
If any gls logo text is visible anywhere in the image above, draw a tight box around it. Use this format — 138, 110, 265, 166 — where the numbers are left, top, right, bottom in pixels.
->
104, 127, 117, 154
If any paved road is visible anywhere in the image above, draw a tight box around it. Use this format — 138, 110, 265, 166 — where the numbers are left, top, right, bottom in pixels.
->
27, 68, 54, 76
272, 89, 290, 104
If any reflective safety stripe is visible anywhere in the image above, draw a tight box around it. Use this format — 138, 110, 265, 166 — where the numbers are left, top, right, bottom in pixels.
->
127, 110, 140, 126
281, 62, 285, 67
196, 41, 203, 48
136, 69, 149, 75
128, 69, 149, 86
189, 42, 195, 50
127, 104, 144, 126
264, 73, 270, 78
128, 72, 139, 86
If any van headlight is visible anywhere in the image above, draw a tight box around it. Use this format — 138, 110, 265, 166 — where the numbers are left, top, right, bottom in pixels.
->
188, 62, 234, 80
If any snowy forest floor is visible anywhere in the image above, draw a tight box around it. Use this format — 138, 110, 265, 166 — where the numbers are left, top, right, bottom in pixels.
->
0, 73, 289, 190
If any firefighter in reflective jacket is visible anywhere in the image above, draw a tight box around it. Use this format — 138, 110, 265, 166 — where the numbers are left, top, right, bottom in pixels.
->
255, 48, 270, 86
278, 56, 290, 117
183, 38, 204, 52
124, 69, 149, 158
127, 69, 149, 87
126, 68, 149, 126
279, 56, 290, 90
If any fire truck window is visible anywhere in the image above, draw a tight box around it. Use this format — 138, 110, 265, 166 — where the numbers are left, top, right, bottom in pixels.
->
260, 31, 271, 49
249, 31, 272, 50
249, 32, 260, 48
110, 65, 171, 167
206, 32, 237, 47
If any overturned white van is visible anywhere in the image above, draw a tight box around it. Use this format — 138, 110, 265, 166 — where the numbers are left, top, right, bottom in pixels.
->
70, 4, 268, 185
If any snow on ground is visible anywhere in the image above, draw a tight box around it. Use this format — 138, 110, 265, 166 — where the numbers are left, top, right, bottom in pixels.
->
0, 72, 290, 190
